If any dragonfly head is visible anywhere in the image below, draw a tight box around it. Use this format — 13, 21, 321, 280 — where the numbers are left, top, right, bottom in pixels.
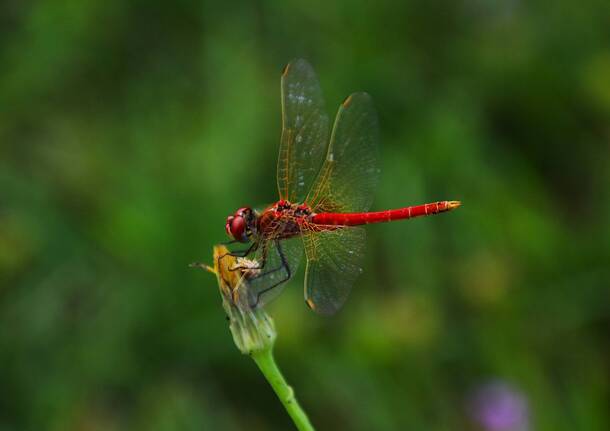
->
225, 207, 256, 243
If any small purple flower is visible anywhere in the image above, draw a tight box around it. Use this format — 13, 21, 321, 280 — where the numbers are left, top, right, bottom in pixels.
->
469, 381, 529, 431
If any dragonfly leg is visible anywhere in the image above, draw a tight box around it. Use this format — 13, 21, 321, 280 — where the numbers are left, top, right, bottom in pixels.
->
220, 242, 264, 272
225, 241, 258, 258
250, 240, 291, 308
190, 242, 248, 272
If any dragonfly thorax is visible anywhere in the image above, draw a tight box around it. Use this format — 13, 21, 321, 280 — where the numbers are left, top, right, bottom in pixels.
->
273, 200, 313, 217
254, 200, 314, 239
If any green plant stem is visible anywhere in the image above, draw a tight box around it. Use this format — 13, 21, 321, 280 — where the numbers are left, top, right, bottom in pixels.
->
251, 347, 315, 431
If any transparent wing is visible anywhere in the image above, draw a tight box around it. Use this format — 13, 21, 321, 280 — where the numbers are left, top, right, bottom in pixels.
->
302, 226, 367, 315
277, 59, 330, 204
245, 230, 304, 310
306, 92, 380, 213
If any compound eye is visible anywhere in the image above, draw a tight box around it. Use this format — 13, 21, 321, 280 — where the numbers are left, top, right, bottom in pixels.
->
237, 207, 252, 220
230, 216, 248, 243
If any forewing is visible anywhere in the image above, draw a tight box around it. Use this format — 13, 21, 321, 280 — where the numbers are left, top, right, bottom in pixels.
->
277, 59, 330, 204
306, 92, 380, 213
302, 226, 367, 315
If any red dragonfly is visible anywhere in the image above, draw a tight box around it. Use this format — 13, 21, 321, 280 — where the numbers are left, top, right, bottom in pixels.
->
223, 59, 460, 315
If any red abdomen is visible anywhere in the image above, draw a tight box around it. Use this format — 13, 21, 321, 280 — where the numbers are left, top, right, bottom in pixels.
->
310, 201, 461, 226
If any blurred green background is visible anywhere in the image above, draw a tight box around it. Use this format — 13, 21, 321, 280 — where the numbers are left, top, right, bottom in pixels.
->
1, 1, 609, 430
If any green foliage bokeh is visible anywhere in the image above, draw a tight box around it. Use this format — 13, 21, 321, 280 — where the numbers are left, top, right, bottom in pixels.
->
1, 1, 609, 430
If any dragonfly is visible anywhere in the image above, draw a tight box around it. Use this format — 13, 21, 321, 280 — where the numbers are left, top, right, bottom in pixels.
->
222, 59, 460, 315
